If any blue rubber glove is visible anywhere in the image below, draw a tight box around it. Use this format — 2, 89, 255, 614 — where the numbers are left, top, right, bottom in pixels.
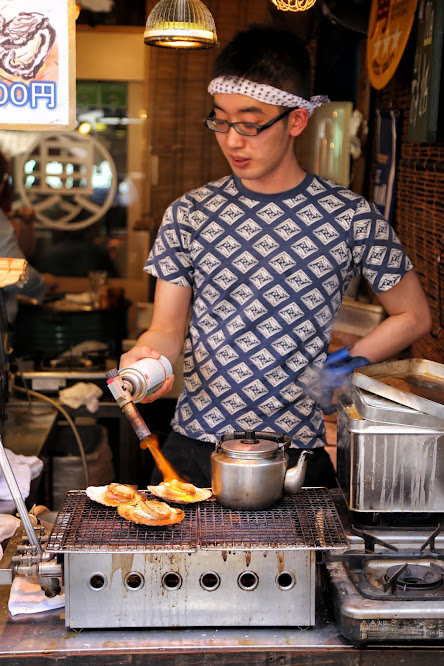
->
319, 346, 371, 414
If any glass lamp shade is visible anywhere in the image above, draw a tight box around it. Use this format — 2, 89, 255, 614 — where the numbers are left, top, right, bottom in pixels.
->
271, 0, 318, 11
144, 0, 218, 49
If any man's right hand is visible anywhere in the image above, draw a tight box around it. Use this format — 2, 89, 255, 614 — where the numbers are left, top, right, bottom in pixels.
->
119, 345, 175, 403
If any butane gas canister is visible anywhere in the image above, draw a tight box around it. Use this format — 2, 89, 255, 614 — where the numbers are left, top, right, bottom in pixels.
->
118, 356, 173, 402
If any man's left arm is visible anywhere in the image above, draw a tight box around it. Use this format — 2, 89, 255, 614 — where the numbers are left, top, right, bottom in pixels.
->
348, 270, 432, 363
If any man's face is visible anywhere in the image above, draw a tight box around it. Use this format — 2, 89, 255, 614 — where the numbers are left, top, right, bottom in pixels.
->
211, 93, 304, 193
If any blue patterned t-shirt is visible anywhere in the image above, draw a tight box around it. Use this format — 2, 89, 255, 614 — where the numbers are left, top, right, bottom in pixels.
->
144, 173, 412, 449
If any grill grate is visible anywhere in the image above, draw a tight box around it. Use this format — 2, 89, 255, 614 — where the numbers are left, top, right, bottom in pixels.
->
46, 487, 347, 552
199, 488, 348, 550
46, 491, 198, 552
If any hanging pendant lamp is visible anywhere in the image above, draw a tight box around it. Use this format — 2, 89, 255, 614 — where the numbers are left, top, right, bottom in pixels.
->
271, 0, 318, 11
144, 0, 218, 49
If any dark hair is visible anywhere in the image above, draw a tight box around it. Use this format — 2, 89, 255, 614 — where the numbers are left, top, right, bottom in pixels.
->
212, 25, 312, 100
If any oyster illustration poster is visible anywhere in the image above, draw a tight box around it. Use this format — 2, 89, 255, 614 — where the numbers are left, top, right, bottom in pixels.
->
0, 0, 76, 130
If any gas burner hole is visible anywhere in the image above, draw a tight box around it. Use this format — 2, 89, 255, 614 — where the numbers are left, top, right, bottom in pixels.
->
162, 572, 182, 591
238, 571, 259, 591
88, 573, 107, 591
200, 571, 220, 591
384, 564, 444, 591
125, 572, 144, 591
276, 571, 295, 590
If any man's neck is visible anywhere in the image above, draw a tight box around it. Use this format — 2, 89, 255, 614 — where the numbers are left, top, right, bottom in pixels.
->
240, 161, 307, 195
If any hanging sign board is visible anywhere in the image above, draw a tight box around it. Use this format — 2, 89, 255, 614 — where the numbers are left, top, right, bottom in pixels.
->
367, 0, 418, 90
0, 0, 76, 130
407, 0, 444, 143
372, 109, 399, 223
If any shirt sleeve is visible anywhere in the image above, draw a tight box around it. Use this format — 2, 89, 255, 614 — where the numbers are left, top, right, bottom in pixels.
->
144, 198, 194, 288
0, 211, 46, 303
351, 199, 413, 294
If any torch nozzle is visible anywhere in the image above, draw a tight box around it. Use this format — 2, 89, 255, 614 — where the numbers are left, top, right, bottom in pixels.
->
106, 368, 134, 408
106, 368, 152, 442
122, 401, 152, 441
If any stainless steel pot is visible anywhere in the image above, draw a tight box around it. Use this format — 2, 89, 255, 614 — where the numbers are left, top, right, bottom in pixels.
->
210, 430, 311, 510
337, 393, 444, 513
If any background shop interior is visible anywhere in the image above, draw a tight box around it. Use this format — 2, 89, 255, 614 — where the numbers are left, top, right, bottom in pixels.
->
0, 0, 443, 511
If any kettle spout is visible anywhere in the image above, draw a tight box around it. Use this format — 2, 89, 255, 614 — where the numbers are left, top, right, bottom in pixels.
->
284, 450, 312, 494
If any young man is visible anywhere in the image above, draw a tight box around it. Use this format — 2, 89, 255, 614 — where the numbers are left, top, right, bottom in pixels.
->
120, 25, 431, 488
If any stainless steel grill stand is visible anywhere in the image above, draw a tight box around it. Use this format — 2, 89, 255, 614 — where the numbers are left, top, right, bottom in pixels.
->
48, 488, 348, 629
0, 433, 62, 596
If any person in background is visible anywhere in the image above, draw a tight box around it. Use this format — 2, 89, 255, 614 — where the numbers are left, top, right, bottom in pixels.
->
37, 227, 118, 278
0, 150, 58, 323
120, 25, 432, 488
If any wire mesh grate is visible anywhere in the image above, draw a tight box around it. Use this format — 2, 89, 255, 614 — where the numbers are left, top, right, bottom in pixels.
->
199, 488, 348, 550
46, 487, 348, 552
46, 490, 199, 552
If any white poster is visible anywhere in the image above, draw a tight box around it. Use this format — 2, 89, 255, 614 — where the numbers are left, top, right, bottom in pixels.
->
0, 0, 76, 130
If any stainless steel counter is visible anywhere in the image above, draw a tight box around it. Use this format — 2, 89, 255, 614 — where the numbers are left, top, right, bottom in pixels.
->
2, 401, 58, 458
0, 403, 443, 663
0, 532, 443, 664
0, 529, 347, 665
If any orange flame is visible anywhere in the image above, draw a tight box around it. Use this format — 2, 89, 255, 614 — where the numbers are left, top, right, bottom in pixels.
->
140, 434, 184, 482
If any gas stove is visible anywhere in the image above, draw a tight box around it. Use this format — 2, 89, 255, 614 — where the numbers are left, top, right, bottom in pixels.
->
326, 491, 444, 645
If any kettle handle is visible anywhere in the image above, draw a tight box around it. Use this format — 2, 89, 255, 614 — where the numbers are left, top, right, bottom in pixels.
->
219, 430, 291, 450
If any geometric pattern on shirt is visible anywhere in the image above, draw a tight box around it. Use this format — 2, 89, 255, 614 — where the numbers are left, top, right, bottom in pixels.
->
145, 173, 413, 449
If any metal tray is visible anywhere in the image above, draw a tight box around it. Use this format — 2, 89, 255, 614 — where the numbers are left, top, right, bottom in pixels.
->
350, 384, 444, 429
352, 358, 444, 421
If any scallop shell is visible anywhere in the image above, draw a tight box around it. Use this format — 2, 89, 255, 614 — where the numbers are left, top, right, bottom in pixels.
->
147, 480, 212, 504
86, 484, 142, 507
117, 499, 185, 526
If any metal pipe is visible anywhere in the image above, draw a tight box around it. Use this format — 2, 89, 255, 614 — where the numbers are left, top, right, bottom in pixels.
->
0, 434, 42, 555
122, 401, 152, 441
0, 436, 61, 598
13, 561, 63, 577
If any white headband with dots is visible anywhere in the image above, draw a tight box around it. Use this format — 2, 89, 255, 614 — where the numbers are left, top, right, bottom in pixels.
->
208, 76, 329, 117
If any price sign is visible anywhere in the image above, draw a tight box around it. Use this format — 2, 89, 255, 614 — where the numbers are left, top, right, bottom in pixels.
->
0, 0, 76, 130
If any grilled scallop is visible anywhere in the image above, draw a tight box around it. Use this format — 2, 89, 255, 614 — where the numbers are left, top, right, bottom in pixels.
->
86, 483, 142, 507
147, 479, 212, 503
117, 498, 185, 526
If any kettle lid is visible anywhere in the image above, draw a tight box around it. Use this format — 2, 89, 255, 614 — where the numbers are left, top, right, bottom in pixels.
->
219, 430, 285, 459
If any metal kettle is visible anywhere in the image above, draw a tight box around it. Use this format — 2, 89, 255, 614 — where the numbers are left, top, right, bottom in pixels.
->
210, 430, 311, 510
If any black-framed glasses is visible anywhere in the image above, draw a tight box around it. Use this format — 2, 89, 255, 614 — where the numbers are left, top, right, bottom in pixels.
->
203, 107, 297, 136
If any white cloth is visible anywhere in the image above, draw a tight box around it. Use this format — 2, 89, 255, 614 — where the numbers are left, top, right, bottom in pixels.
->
208, 76, 330, 117
0, 514, 20, 559
59, 382, 103, 414
0, 449, 44, 502
8, 576, 65, 616
63, 292, 93, 306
